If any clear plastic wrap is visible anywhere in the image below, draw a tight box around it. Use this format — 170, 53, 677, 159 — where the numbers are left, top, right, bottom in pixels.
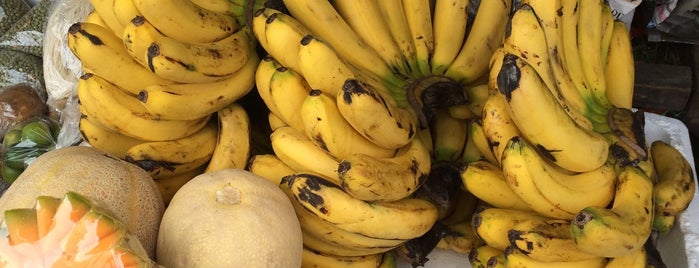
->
1, 116, 60, 184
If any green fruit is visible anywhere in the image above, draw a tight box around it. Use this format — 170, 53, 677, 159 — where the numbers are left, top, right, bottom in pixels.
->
3, 128, 23, 147
2, 147, 28, 170
20, 120, 55, 147
2, 165, 22, 184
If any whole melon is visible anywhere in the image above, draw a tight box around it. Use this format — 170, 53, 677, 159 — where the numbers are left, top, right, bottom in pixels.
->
157, 168, 303, 267
0, 145, 164, 258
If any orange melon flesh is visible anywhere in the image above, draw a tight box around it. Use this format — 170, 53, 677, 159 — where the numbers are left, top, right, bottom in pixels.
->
0, 191, 157, 267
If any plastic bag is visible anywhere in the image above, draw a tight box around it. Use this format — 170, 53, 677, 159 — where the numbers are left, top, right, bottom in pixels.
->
1, 116, 60, 183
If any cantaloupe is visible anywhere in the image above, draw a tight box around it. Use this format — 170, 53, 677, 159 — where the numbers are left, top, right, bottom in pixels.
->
156, 169, 303, 267
0, 192, 158, 267
0, 146, 164, 258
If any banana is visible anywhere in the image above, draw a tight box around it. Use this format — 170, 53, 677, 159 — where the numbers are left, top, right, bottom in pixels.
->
376, 0, 419, 77
204, 102, 250, 173
435, 220, 483, 254
600, 3, 615, 69
300, 89, 396, 159
281, 0, 404, 87
332, 0, 408, 76
124, 120, 217, 179
447, 104, 477, 120
88, 0, 125, 35
67, 22, 176, 95
471, 207, 549, 251
284, 173, 439, 240
83, 9, 110, 29
429, 109, 469, 162
189, 0, 242, 14
268, 112, 287, 131
576, 0, 612, 110
468, 244, 505, 268
255, 55, 283, 117
123, 16, 251, 84
247, 154, 296, 185
495, 54, 608, 173
504, 135, 616, 215
650, 140, 696, 216
504, 246, 608, 268
301, 247, 383, 268
460, 128, 487, 164
77, 73, 211, 141
480, 93, 521, 164
155, 165, 206, 205
338, 136, 431, 202
502, 3, 594, 131
402, 0, 434, 76
270, 126, 341, 185
250, 7, 277, 52
440, 188, 480, 225
256, 9, 312, 70
604, 20, 635, 109
501, 137, 577, 220
467, 119, 498, 165
444, 0, 511, 85
280, 182, 405, 255
604, 246, 648, 268
430, 0, 469, 75
508, 218, 601, 262
132, 0, 240, 43
113, 0, 142, 29
297, 34, 356, 98
268, 66, 312, 133
652, 214, 676, 235
464, 83, 491, 118
79, 117, 145, 159
136, 50, 258, 120
460, 160, 531, 211
570, 166, 654, 257
337, 79, 417, 150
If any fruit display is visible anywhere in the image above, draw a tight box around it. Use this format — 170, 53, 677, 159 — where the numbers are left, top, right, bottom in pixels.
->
0, 0, 696, 267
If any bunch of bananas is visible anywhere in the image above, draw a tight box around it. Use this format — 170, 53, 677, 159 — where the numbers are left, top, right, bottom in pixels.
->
67, 0, 265, 203
247, 0, 696, 267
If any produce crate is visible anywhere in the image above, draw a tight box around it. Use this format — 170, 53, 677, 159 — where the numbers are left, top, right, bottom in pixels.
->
396, 112, 699, 268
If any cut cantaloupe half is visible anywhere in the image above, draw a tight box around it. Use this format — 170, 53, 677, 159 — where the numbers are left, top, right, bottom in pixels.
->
0, 191, 158, 268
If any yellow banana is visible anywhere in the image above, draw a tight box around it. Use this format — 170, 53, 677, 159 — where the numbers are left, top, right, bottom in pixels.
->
189, 0, 243, 14
504, 246, 608, 268
67, 22, 176, 95
113, 0, 142, 29
376, 0, 419, 77
495, 54, 608, 172
136, 51, 258, 120
444, 0, 511, 84
123, 16, 251, 84
604, 20, 635, 109
154, 165, 206, 205
332, 0, 409, 76
301, 230, 394, 257
570, 166, 654, 257
650, 140, 696, 216
270, 126, 341, 186
132, 0, 240, 43
124, 120, 217, 179
88, 0, 125, 35
336, 79, 417, 150
300, 89, 397, 159
267, 112, 287, 131
255, 55, 283, 117
430, 0, 469, 75
577, 0, 612, 110
501, 137, 577, 220
471, 207, 549, 251
83, 9, 110, 29
79, 117, 145, 159
604, 246, 648, 268
460, 127, 487, 164
256, 9, 312, 70
268, 66, 311, 133
338, 136, 431, 202
600, 3, 615, 69
447, 104, 477, 120
76, 73, 211, 141
247, 154, 296, 186
464, 83, 491, 118
469, 244, 506, 268
435, 220, 484, 254
480, 93, 521, 164
301, 247, 382, 268
284, 173, 439, 240
467, 119, 498, 164
429, 109, 469, 162
204, 102, 250, 173
504, 135, 616, 215
460, 160, 531, 211
251, 8, 277, 52
281, 0, 404, 87
402, 0, 433, 76
297, 35, 356, 98
508, 218, 601, 262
